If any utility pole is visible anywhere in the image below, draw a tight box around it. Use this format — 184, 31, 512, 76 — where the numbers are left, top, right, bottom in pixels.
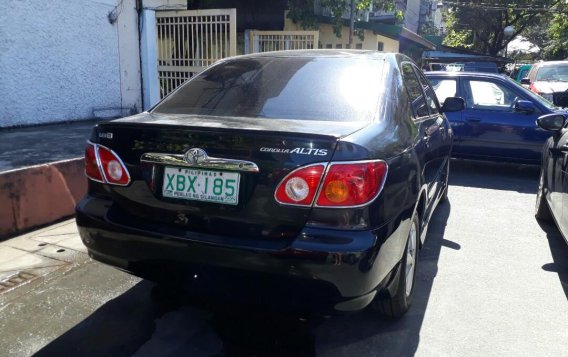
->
348, 0, 355, 48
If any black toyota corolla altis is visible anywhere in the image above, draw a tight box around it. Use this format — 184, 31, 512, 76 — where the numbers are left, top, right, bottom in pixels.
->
76, 50, 463, 317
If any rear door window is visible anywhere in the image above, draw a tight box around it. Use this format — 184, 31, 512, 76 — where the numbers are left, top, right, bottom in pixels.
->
401, 62, 430, 119
415, 69, 440, 115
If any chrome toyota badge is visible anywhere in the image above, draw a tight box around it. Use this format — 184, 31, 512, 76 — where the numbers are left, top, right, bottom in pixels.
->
184, 148, 208, 165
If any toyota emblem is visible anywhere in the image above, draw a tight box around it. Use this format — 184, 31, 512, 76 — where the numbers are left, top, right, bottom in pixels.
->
184, 148, 208, 165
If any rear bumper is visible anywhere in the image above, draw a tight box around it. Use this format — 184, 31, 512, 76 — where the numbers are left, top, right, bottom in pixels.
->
76, 195, 411, 313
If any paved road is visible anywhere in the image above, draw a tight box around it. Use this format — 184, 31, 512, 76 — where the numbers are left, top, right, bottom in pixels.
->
0, 160, 567, 356
0, 120, 100, 171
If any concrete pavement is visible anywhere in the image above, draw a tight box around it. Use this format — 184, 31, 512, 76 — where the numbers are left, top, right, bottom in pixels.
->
0, 160, 567, 356
0, 219, 90, 298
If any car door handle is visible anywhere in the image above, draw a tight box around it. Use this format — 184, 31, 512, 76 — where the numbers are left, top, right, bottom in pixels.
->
465, 117, 481, 123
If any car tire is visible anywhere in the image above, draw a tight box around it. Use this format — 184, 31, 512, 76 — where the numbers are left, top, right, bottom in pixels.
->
535, 168, 552, 222
372, 213, 419, 318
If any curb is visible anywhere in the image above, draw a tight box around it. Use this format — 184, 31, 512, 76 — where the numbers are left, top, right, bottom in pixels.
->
0, 158, 86, 240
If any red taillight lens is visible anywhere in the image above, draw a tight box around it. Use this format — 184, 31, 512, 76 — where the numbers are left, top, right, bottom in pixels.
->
316, 161, 387, 207
97, 145, 131, 186
85, 143, 104, 182
84, 142, 130, 186
275, 164, 325, 206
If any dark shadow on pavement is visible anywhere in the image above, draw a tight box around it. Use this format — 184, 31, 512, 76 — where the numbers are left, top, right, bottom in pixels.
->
35, 281, 167, 357
537, 220, 568, 300
449, 159, 539, 194
35, 203, 453, 357
311, 200, 453, 356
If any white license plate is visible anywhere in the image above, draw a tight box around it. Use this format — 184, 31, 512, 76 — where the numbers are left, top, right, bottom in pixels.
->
162, 167, 240, 205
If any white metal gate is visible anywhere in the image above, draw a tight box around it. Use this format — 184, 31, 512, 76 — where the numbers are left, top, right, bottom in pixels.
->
248, 30, 319, 53
156, 9, 237, 98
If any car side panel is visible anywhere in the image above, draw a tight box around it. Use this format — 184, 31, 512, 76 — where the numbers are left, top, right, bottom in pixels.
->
553, 130, 568, 241
453, 76, 548, 163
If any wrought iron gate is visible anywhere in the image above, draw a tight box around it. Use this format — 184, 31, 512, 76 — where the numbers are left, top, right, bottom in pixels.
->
156, 9, 237, 98
248, 30, 319, 53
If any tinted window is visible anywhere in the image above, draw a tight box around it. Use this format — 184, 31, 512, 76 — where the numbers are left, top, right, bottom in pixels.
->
415, 69, 440, 115
153, 57, 384, 122
401, 63, 429, 118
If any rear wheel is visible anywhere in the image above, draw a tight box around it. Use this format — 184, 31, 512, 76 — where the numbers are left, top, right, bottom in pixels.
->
535, 168, 552, 221
372, 213, 419, 318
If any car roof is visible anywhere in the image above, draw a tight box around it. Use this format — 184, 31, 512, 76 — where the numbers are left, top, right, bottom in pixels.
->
224, 49, 391, 61
424, 71, 507, 79
536, 61, 568, 67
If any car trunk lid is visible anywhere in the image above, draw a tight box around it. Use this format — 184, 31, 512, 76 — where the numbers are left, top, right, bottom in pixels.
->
93, 113, 368, 242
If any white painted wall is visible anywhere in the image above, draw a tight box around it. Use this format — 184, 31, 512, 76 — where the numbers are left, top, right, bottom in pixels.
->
404, 0, 421, 33
0, 0, 142, 128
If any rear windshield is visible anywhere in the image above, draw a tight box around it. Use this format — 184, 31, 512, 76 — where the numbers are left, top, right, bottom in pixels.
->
153, 56, 384, 122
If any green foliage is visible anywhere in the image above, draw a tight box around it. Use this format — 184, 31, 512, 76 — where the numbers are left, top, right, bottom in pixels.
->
442, 12, 473, 49
522, 2, 568, 60
544, 6, 568, 59
442, 0, 564, 57
418, 20, 440, 36
287, 0, 402, 39
287, 0, 320, 30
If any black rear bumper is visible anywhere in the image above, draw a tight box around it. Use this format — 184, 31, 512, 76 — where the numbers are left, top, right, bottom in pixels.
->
76, 195, 411, 313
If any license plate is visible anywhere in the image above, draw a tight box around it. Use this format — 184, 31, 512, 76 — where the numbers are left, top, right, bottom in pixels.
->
162, 167, 240, 205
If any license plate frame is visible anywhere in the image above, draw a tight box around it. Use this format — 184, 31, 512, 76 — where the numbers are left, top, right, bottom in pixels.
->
162, 166, 240, 205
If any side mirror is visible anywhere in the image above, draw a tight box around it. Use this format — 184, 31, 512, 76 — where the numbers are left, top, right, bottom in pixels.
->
441, 97, 465, 112
537, 113, 566, 132
514, 100, 536, 114
520, 78, 530, 85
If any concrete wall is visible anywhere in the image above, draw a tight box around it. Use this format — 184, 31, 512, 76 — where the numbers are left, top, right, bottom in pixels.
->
0, 0, 142, 128
404, 0, 421, 33
0, 159, 86, 239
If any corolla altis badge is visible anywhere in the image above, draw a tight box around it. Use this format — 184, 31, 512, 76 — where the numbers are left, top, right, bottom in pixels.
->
98, 132, 113, 139
260, 147, 328, 156
184, 148, 208, 165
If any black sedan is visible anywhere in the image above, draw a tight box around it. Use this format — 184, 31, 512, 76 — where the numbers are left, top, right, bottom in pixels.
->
535, 112, 568, 245
76, 50, 463, 317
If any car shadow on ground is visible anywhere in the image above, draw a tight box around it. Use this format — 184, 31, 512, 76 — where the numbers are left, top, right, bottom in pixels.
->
449, 159, 539, 194
35, 202, 453, 357
311, 199, 454, 356
538, 220, 568, 300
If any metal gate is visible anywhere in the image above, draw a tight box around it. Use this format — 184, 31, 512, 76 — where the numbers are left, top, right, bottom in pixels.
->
248, 30, 319, 54
156, 9, 237, 98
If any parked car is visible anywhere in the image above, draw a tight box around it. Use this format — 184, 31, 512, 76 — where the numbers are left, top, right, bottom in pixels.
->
510, 64, 532, 85
535, 112, 568, 245
76, 50, 463, 317
522, 61, 568, 108
426, 71, 567, 164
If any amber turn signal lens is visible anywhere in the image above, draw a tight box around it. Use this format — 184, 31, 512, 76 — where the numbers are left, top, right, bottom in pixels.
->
324, 180, 348, 203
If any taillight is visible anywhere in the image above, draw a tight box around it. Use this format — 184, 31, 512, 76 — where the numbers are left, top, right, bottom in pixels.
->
275, 164, 325, 206
84, 142, 131, 186
85, 143, 104, 183
275, 160, 387, 208
316, 161, 387, 207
